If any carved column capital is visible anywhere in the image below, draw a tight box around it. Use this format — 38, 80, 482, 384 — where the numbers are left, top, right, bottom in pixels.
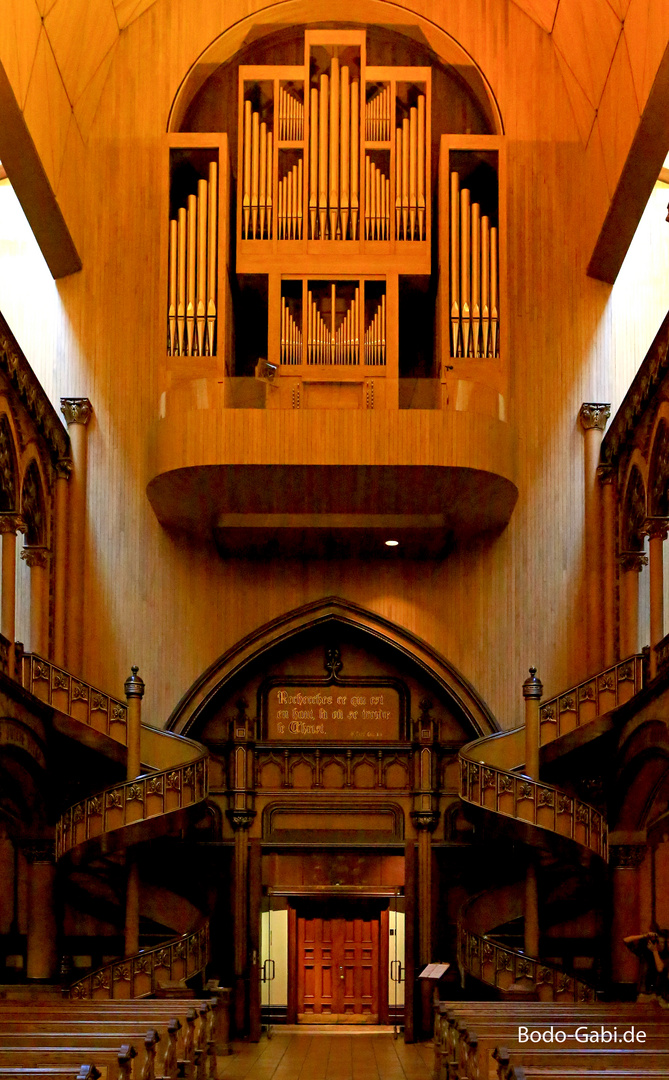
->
0, 513, 26, 535
644, 517, 669, 542
227, 808, 256, 831
20, 545, 50, 569
579, 403, 611, 431
618, 551, 648, 573
54, 457, 72, 480
410, 809, 440, 831
22, 839, 55, 864
610, 843, 646, 869
60, 398, 92, 426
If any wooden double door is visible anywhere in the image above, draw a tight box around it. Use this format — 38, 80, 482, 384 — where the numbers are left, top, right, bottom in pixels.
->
296, 903, 383, 1023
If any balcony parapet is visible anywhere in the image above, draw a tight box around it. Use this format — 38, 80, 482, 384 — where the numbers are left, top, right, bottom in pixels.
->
149, 376, 517, 556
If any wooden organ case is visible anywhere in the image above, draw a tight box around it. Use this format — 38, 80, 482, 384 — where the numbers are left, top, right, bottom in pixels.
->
162, 28, 505, 412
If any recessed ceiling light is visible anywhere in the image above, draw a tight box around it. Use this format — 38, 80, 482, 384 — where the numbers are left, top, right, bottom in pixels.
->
385, 539, 399, 547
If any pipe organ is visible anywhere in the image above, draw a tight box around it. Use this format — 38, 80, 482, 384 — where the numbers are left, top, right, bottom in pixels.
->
165, 33, 504, 406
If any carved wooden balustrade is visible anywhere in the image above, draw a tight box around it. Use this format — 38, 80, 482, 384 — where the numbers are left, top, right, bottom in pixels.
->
69, 924, 210, 999
460, 733, 607, 858
56, 729, 208, 859
21, 651, 128, 746
457, 923, 596, 1002
539, 654, 643, 745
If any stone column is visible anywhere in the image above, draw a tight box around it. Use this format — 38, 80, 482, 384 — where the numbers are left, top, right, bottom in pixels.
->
579, 404, 610, 675
25, 840, 57, 980
644, 518, 669, 677
609, 840, 646, 995
0, 514, 24, 673
598, 466, 616, 667
523, 668, 542, 958
52, 460, 71, 669
60, 398, 92, 673
618, 553, 647, 659
20, 546, 50, 657
124, 666, 145, 957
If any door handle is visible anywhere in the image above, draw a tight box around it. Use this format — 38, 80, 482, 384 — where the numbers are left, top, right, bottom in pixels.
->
339, 964, 344, 980
262, 958, 275, 982
390, 960, 404, 983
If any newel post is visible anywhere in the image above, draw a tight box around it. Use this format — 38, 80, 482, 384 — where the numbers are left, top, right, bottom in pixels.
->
523, 667, 542, 959
124, 665, 144, 958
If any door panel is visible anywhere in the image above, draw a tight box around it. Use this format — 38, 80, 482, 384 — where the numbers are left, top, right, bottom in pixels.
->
297, 911, 379, 1023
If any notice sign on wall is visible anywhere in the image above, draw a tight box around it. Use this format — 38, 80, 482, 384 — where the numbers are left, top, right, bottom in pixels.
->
266, 685, 401, 741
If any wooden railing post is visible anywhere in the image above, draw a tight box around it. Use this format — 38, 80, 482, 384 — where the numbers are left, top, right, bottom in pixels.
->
580, 404, 610, 674
522, 667, 542, 961
522, 666, 542, 781
124, 665, 144, 959
125, 664, 145, 781
60, 397, 92, 673
644, 518, 668, 678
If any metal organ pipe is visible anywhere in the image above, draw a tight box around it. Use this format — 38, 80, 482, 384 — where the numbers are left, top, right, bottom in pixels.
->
449, 171, 499, 357
168, 167, 218, 356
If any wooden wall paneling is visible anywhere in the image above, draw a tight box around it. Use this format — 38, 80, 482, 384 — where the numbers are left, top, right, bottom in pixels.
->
0, 0, 666, 738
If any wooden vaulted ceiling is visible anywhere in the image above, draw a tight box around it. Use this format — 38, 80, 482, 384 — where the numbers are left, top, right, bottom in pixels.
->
512, 0, 665, 150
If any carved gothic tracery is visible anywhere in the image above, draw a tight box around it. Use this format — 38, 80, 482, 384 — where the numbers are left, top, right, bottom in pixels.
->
649, 419, 669, 516
622, 465, 646, 552
21, 460, 46, 546
0, 416, 17, 511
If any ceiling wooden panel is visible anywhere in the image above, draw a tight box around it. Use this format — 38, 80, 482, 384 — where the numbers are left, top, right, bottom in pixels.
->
22, 29, 72, 193
45, 0, 118, 107
552, 0, 623, 109
72, 44, 115, 142
624, 0, 669, 114
553, 44, 596, 144
34, 0, 60, 16
597, 32, 640, 197
0, 0, 42, 110
510, 0, 559, 33
604, 0, 632, 19
113, 0, 159, 30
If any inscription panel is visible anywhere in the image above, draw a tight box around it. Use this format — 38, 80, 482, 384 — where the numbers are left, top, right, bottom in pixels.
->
267, 685, 400, 741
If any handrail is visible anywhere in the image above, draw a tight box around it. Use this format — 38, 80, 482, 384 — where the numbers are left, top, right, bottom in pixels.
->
56, 729, 208, 859
69, 923, 210, 1000
539, 654, 643, 745
21, 652, 128, 746
457, 919, 596, 1003
459, 729, 607, 860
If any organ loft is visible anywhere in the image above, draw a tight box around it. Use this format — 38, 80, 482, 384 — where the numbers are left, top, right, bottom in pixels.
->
2, 1, 669, 1071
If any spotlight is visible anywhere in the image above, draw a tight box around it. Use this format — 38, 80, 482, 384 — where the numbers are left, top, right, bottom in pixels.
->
385, 539, 399, 547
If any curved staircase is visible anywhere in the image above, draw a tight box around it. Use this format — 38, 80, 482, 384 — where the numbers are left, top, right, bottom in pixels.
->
22, 653, 211, 999
457, 656, 644, 1001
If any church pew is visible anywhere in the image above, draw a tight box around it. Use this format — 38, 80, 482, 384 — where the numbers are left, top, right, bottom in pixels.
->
432, 1004, 667, 1080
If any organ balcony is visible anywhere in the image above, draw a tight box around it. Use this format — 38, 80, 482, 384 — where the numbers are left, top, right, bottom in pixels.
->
148, 29, 516, 557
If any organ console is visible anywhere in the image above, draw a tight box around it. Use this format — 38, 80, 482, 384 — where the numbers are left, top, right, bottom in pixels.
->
164, 32, 503, 401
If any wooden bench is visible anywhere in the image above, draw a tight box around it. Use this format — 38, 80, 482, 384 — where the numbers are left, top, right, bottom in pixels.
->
432, 1003, 667, 1080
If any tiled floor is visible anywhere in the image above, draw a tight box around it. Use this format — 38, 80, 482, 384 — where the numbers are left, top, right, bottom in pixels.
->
218, 1031, 433, 1079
